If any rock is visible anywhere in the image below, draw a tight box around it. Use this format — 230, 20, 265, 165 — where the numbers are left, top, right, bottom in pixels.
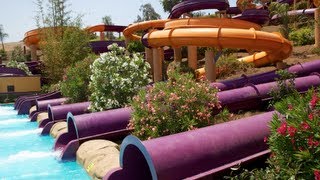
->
83, 148, 119, 177
36, 112, 48, 124
50, 121, 67, 138
88, 153, 120, 180
29, 105, 36, 114
77, 140, 119, 165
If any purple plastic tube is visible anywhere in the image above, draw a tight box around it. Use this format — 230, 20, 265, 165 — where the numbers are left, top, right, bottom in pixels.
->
40, 102, 90, 134
29, 98, 68, 122
54, 107, 132, 160
104, 111, 276, 180
16, 91, 62, 115
169, 0, 229, 19
211, 60, 320, 91
218, 74, 320, 112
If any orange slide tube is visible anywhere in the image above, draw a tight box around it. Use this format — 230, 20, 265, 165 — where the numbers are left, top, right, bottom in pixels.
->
124, 18, 292, 68
123, 19, 169, 41
23, 29, 41, 48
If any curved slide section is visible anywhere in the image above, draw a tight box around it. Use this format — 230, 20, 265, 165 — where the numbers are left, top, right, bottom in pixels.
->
54, 108, 132, 160
211, 60, 320, 91
123, 19, 169, 41
233, 9, 270, 25
29, 97, 68, 122
23, 24, 127, 54
53, 73, 320, 160
105, 111, 275, 179
138, 18, 292, 67
271, 8, 317, 21
41, 102, 90, 135
169, 0, 229, 19
23, 28, 40, 48
85, 24, 126, 33
16, 91, 62, 115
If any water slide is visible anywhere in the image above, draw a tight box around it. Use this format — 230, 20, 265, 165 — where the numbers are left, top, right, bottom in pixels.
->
168, 0, 229, 19
233, 9, 270, 25
211, 60, 320, 91
271, 8, 318, 21
29, 97, 68, 122
54, 108, 132, 160
15, 91, 62, 115
124, 0, 292, 68
23, 24, 127, 54
0, 67, 27, 76
23, 29, 40, 49
40, 102, 90, 135
104, 111, 275, 179
53, 73, 320, 160
85, 24, 127, 54
124, 18, 292, 67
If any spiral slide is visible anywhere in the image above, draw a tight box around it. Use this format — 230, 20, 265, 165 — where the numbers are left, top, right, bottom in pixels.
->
23, 24, 127, 54
85, 24, 126, 54
125, 18, 292, 67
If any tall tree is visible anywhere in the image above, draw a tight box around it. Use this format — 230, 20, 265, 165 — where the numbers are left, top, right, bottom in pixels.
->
102, 15, 115, 39
35, 0, 91, 84
102, 15, 113, 25
135, 3, 161, 22
36, 0, 71, 28
0, 25, 8, 50
160, 0, 182, 13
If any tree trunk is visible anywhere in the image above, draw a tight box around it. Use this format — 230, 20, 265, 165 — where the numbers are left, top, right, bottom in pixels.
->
1, 41, 4, 51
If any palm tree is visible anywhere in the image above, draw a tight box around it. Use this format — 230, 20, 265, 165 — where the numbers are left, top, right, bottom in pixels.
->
0, 24, 8, 50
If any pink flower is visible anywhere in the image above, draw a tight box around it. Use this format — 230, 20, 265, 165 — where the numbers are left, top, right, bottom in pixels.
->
310, 94, 318, 109
301, 121, 311, 130
288, 104, 293, 110
308, 136, 314, 147
287, 126, 297, 137
277, 122, 287, 135
314, 170, 320, 180
309, 113, 314, 120
263, 136, 268, 143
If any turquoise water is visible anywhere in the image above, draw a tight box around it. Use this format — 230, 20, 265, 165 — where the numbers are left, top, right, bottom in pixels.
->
0, 104, 90, 180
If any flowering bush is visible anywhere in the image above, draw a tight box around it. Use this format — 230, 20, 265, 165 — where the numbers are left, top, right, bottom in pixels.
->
227, 89, 320, 179
89, 43, 150, 111
128, 66, 229, 140
6, 60, 32, 75
60, 55, 96, 103
267, 89, 320, 179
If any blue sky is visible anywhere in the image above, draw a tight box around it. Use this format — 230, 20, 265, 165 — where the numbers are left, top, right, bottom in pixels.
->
0, 0, 236, 42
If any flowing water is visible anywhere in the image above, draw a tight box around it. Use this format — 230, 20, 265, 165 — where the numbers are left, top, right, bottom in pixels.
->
0, 104, 89, 180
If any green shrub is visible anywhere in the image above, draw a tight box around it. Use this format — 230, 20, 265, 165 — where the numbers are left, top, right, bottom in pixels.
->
60, 55, 96, 103
128, 66, 229, 140
289, 27, 314, 46
269, 69, 296, 105
6, 60, 32, 75
0, 49, 7, 61
40, 25, 91, 84
216, 55, 252, 79
89, 43, 151, 111
127, 41, 145, 53
10, 46, 26, 62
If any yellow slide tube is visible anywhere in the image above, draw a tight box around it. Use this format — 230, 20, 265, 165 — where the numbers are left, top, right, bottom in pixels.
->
124, 18, 292, 67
